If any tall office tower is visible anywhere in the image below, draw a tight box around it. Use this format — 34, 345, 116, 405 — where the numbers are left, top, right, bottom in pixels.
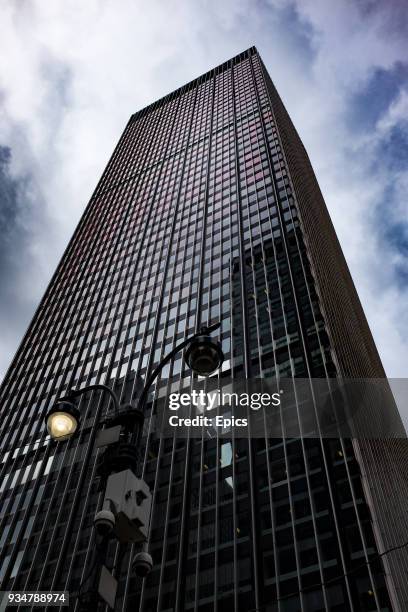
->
0, 47, 407, 612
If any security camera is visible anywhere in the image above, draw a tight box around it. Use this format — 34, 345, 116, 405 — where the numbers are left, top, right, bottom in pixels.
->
132, 551, 153, 577
94, 509, 115, 536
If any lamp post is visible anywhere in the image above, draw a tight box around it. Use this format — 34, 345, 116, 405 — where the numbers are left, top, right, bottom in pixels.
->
45, 323, 223, 443
45, 383, 119, 441
44, 323, 223, 609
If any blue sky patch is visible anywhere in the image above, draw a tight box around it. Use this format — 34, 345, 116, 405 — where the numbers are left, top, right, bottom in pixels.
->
350, 63, 408, 132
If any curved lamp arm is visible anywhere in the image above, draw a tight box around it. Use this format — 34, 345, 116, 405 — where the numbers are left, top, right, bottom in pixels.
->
137, 322, 221, 414
63, 383, 120, 417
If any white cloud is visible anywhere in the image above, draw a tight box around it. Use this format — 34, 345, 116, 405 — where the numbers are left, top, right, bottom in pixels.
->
269, 0, 408, 379
0, 0, 407, 385
377, 88, 408, 133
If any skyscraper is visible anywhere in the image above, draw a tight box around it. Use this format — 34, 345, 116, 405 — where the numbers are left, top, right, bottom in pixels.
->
0, 46, 407, 612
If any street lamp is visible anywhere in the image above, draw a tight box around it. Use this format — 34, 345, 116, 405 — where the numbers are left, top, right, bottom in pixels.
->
184, 330, 224, 375
45, 400, 80, 440
45, 323, 223, 441
131, 322, 223, 434
43, 323, 223, 606
45, 382, 120, 442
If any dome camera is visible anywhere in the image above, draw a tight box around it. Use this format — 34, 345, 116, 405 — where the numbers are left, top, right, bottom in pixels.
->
132, 551, 153, 577
94, 509, 115, 536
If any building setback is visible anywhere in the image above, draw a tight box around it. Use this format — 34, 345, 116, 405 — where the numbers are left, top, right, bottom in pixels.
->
1, 47, 407, 611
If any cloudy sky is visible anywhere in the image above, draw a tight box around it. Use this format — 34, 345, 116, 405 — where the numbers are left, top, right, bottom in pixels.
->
0, 0, 407, 386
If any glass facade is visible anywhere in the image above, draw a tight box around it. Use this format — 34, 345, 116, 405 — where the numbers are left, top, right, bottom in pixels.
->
0, 47, 405, 611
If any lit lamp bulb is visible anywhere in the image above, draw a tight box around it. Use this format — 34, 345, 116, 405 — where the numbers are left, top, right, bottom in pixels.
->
45, 401, 80, 441
48, 412, 77, 439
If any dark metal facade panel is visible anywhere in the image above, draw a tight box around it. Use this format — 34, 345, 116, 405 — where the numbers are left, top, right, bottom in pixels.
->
258, 56, 408, 611
0, 47, 405, 612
